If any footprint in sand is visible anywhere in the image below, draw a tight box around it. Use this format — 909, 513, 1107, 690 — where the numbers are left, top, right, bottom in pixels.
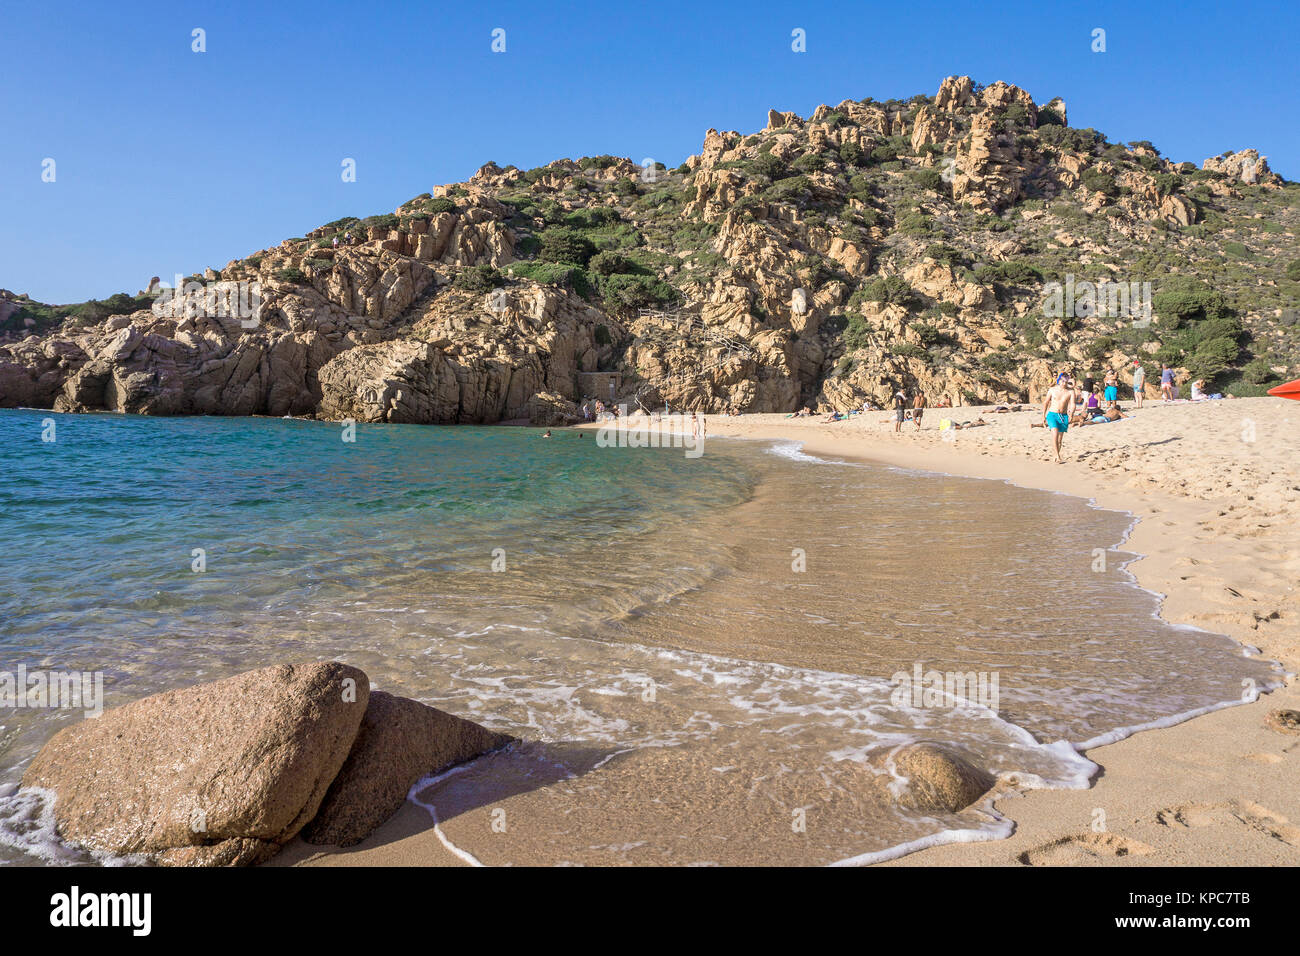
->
1017, 832, 1154, 866
1156, 800, 1300, 849
1244, 753, 1284, 764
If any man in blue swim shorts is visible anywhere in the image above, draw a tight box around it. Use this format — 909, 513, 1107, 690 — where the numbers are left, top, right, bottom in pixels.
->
1042, 372, 1075, 463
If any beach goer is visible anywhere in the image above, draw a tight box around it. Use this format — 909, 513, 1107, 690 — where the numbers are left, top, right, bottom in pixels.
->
1132, 360, 1146, 408
1082, 383, 1100, 417
1160, 364, 1175, 401
1191, 379, 1207, 401
893, 388, 909, 433
691, 412, 699, 440
912, 389, 927, 430
541, 430, 552, 438
1042, 373, 1074, 463
1103, 370, 1118, 408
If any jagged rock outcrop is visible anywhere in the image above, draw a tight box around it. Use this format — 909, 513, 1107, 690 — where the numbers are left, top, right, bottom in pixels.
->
3, 74, 1293, 419
934, 75, 974, 112
1202, 148, 1283, 187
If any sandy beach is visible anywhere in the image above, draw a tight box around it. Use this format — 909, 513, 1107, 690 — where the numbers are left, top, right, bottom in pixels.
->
269, 395, 1300, 868
689, 397, 1300, 865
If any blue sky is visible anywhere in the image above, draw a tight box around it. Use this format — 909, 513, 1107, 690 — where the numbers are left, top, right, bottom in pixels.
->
3, 0, 1296, 303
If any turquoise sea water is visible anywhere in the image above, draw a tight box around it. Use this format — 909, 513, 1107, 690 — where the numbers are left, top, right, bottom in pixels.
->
0, 408, 1282, 865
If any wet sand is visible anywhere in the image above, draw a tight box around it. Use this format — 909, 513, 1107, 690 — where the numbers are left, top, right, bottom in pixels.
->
691, 397, 1300, 866
280, 396, 1299, 867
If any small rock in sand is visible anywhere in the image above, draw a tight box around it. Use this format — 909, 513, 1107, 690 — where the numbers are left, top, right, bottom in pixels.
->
870, 742, 996, 813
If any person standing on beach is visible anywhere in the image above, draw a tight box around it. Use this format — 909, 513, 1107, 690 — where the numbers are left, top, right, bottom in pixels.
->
1160, 363, 1175, 401
893, 387, 909, 433
1132, 360, 1146, 408
1042, 373, 1074, 463
1103, 369, 1119, 409
912, 389, 927, 430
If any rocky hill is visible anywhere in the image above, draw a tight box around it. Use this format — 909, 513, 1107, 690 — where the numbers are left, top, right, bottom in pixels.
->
3, 75, 1297, 423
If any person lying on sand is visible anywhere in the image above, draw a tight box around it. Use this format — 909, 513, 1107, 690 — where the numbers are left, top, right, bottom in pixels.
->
1076, 405, 1129, 426
822, 411, 845, 423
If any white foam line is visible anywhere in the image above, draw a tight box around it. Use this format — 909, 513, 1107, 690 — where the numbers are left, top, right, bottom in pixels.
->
405, 761, 489, 867
830, 803, 1013, 866
589, 747, 638, 772
1070, 692, 1271, 752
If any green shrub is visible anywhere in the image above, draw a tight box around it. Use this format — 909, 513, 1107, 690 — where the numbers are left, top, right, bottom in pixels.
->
588, 251, 636, 276
1286, 260, 1300, 281
793, 153, 827, 173
980, 350, 1017, 374
891, 342, 930, 362
858, 276, 918, 308
1242, 358, 1277, 384
869, 144, 897, 165
1153, 173, 1180, 197
838, 141, 865, 166
1152, 277, 1232, 327
908, 168, 946, 193
766, 175, 812, 201
924, 243, 966, 267
422, 197, 458, 215
751, 153, 787, 180
843, 313, 874, 350
1081, 167, 1117, 196
273, 268, 308, 284
454, 264, 505, 291
359, 214, 400, 232
1037, 106, 1065, 127
896, 210, 934, 235
508, 261, 593, 298
564, 207, 621, 230
910, 322, 942, 348
975, 261, 1044, 286
538, 228, 597, 266
600, 273, 677, 309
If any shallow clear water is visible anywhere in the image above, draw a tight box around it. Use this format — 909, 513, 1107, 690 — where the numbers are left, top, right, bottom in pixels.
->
0, 409, 1281, 865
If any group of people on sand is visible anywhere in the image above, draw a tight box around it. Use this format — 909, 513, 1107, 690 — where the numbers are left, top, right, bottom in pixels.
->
1039, 367, 1138, 463
581, 399, 618, 422
893, 386, 928, 432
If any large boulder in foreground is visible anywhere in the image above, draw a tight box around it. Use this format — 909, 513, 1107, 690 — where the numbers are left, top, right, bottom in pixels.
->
301, 691, 513, 847
22, 661, 369, 866
870, 742, 996, 814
